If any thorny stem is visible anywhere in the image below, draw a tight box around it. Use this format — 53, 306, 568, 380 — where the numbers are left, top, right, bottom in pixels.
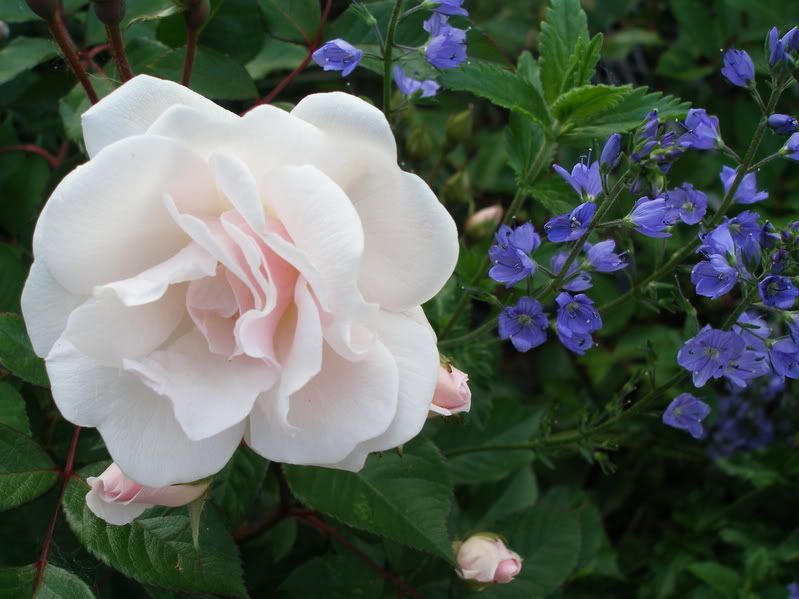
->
233, 464, 292, 543
0, 142, 68, 169
33, 426, 81, 594
48, 11, 99, 104
105, 24, 132, 82
181, 28, 198, 87
382, 0, 405, 119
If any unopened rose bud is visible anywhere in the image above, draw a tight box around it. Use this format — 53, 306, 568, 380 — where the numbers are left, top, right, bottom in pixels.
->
429, 365, 471, 416
93, 0, 125, 26
86, 463, 209, 525
455, 534, 522, 585
465, 205, 503, 240
441, 170, 472, 205
25, 0, 59, 20
184, 0, 210, 30
446, 107, 474, 144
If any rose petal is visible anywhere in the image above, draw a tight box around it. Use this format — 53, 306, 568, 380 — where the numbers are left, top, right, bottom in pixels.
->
209, 152, 266, 234
86, 484, 148, 526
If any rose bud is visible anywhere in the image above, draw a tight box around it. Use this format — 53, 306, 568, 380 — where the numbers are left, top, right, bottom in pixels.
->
93, 0, 126, 27
465, 205, 503, 240
429, 364, 471, 416
25, 0, 59, 20
86, 463, 209, 525
455, 534, 523, 585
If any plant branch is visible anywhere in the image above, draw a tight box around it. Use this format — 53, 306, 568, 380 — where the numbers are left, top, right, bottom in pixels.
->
48, 10, 99, 104
233, 464, 293, 543
0, 144, 65, 169
105, 24, 132, 82
181, 27, 198, 87
382, 0, 405, 119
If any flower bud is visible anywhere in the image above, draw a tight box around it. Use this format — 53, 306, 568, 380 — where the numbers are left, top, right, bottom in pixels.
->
465, 205, 503, 240
446, 107, 474, 144
455, 534, 522, 585
720, 48, 754, 87
768, 114, 799, 135
429, 365, 471, 416
600, 133, 622, 170
85, 463, 209, 525
440, 170, 472, 206
93, 0, 125, 26
404, 126, 433, 159
183, 0, 210, 30
25, 0, 59, 20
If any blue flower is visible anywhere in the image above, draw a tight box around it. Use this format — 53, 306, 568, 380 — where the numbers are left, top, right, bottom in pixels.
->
430, 0, 468, 16
783, 27, 799, 51
498, 296, 548, 352
721, 49, 755, 87
678, 109, 721, 150
665, 183, 707, 225
544, 202, 596, 243
600, 133, 622, 170
425, 17, 467, 69
788, 583, 799, 599
311, 39, 363, 77
585, 239, 627, 272
677, 326, 745, 387
767, 114, 799, 134
781, 132, 799, 161
768, 27, 786, 66
392, 67, 439, 98
691, 255, 739, 299
639, 110, 659, 140
733, 312, 770, 353
698, 222, 737, 257
552, 161, 602, 200
758, 275, 799, 309
555, 292, 602, 339
557, 328, 593, 355
727, 211, 762, 247
550, 252, 592, 291
662, 393, 710, 439
709, 390, 776, 457
488, 223, 540, 287
720, 165, 768, 205
723, 350, 770, 388
627, 197, 672, 238
769, 338, 799, 379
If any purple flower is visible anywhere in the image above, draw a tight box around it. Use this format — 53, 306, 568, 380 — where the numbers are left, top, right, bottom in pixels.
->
312, 39, 362, 77
627, 197, 671, 238
770, 338, 799, 379
544, 202, 596, 243
720, 166, 768, 205
767, 114, 799, 135
789, 583, 799, 599
678, 109, 721, 150
557, 328, 593, 355
691, 255, 738, 299
782, 133, 799, 161
758, 275, 799, 309
698, 222, 737, 257
733, 312, 770, 353
768, 27, 786, 67
665, 183, 707, 225
552, 161, 602, 199
498, 296, 548, 352
488, 223, 540, 287
585, 240, 627, 272
721, 49, 755, 87
727, 211, 762, 248
662, 393, 710, 439
551, 252, 592, 291
392, 67, 439, 98
430, 0, 468, 16
639, 110, 659, 140
677, 326, 746, 387
425, 21, 467, 69
600, 133, 622, 170
723, 350, 770, 388
555, 292, 602, 339
783, 27, 799, 51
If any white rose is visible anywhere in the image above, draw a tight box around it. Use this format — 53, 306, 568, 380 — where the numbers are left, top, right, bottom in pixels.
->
22, 75, 458, 487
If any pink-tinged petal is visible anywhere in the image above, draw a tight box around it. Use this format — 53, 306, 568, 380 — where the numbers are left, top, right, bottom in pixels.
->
63, 285, 185, 367
186, 271, 239, 357
85, 486, 148, 525
430, 365, 471, 416
247, 340, 398, 466
96, 243, 217, 307
21, 260, 86, 357
209, 152, 266, 234
40, 136, 221, 295
81, 74, 237, 158
123, 329, 278, 441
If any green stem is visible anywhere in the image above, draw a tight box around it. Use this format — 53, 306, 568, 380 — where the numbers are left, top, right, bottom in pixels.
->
382, 0, 404, 119
748, 152, 782, 173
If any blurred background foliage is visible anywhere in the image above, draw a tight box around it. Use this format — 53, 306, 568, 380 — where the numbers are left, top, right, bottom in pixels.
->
0, 0, 798, 597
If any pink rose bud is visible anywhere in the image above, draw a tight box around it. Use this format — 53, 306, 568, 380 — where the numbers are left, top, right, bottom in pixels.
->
455, 534, 523, 585
85, 463, 209, 525
465, 205, 504, 240
429, 365, 471, 416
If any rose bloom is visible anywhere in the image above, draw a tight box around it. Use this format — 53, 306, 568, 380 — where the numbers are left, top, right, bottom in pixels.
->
429, 365, 471, 416
22, 75, 458, 487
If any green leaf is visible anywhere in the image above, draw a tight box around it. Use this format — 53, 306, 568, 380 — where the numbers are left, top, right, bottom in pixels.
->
0, 243, 26, 313
0, 313, 48, 387
505, 113, 552, 186
538, 0, 589, 103
0, 37, 58, 87
469, 467, 538, 530
211, 446, 268, 529
258, 0, 320, 44
439, 62, 552, 130
0, 423, 57, 511
123, 0, 178, 26
150, 46, 257, 100
552, 85, 631, 124
62, 464, 248, 598
529, 176, 579, 214
0, 563, 95, 598
0, 0, 87, 22
279, 555, 384, 598
0, 382, 30, 435
246, 37, 307, 80
284, 438, 454, 562
568, 33, 603, 89
687, 562, 741, 595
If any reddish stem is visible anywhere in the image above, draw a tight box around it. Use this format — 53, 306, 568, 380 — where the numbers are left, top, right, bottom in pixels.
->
105, 24, 133, 82
0, 144, 62, 168
33, 426, 82, 594
48, 11, 99, 104
292, 511, 426, 599
181, 28, 199, 87
245, 0, 333, 112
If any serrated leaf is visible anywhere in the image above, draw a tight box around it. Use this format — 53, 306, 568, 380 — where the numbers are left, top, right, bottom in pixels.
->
0, 563, 95, 598
469, 467, 538, 530
0, 424, 57, 511
440, 62, 552, 130
279, 554, 384, 598
258, 0, 320, 44
0, 382, 30, 435
150, 46, 257, 100
569, 33, 603, 89
124, 0, 179, 26
0, 243, 26, 313
539, 0, 589, 103
62, 464, 247, 598
284, 438, 454, 562
0, 37, 58, 88
0, 313, 49, 387
552, 85, 630, 124
530, 176, 580, 214
211, 446, 268, 529
505, 113, 551, 186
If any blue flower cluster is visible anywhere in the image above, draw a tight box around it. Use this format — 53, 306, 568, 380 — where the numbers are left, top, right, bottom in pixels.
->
312, 1, 469, 98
